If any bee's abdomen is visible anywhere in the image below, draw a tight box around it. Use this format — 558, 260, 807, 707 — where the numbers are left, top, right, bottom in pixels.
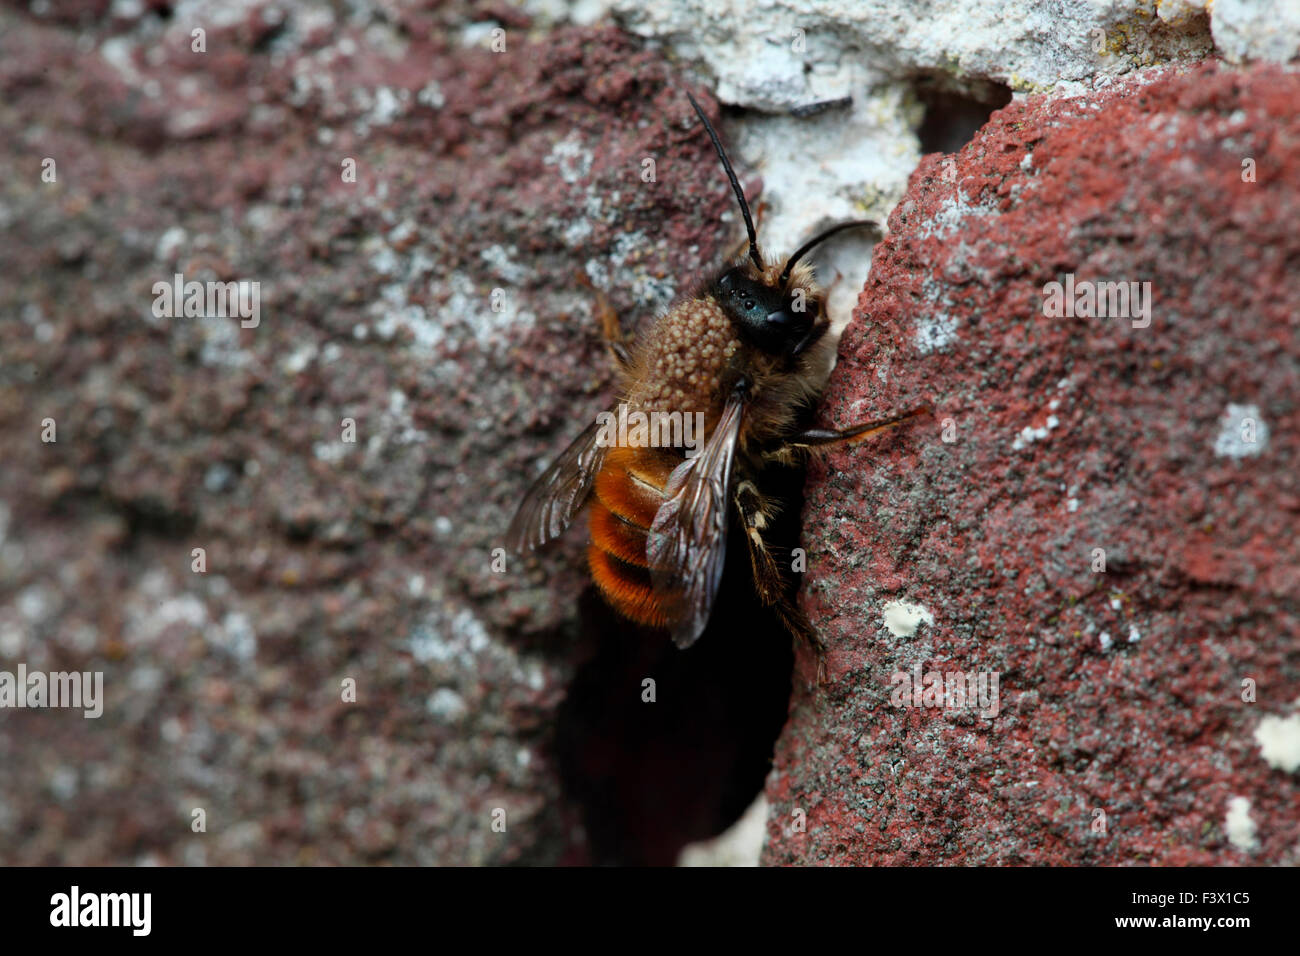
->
588, 446, 679, 630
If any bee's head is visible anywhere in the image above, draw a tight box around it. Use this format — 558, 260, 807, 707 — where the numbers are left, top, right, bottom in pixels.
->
712, 262, 826, 358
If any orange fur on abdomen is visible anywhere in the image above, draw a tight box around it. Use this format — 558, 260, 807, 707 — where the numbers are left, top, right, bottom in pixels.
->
588, 296, 736, 630
588, 445, 680, 629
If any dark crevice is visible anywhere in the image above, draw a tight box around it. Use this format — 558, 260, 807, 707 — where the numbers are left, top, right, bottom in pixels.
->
913, 74, 1013, 154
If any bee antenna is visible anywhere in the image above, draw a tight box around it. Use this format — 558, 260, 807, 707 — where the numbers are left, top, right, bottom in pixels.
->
778, 220, 880, 289
686, 91, 763, 272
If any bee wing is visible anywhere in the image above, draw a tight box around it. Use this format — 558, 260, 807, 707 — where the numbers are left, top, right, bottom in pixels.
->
647, 393, 745, 649
507, 417, 609, 552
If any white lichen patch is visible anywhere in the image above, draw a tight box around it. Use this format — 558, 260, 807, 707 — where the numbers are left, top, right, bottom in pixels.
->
915, 313, 959, 353
521, 0, 617, 26
426, 687, 467, 720
918, 190, 1000, 241
99, 35, 144, 85
1224, 795, 1259, 853
280, 342, 318, 375
561, 216, 593, 248
881, 599, 935, 638
632, 274, 678, 314
544, 133, 594, 185
406, 597, 559, 720
1213, 403, 1269, 459
459, 21, 503, 49
197, 318, 253, 369
480, 244, 530, 285
154, 226, 188, 262
378, 389, 430, 448
363, 86, 408, 126
913, 274, 962, 353
1254, 711, 1300, 772
410, 606, 490, 665
212, 610, 257, 661
373, 265, 537, 356
417, 81, 446, 109
313, 438, 349, 463
1011, 415, 1061, 451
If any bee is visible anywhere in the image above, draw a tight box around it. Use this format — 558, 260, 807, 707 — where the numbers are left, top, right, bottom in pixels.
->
509, 92, 926, 661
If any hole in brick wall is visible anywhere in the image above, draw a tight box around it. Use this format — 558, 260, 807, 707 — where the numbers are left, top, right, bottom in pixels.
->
914, 75, 1013, 154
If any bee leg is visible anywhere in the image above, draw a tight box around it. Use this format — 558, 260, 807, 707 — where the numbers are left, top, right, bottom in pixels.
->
735, 481, 829, 682
770, 584, 829, 684
734, 480, 783, 606
769, 406, 933, 461
575, 270, 633, 372
775, 599, 828, 680
595, 296, 634, 371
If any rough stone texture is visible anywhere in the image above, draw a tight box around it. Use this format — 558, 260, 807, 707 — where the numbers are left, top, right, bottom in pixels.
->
620, 0, 1216, 109
1211, 0, 1300, 64
763, 61, 1300, 865
3, 0, 1297, 869
0, 1, 735, 865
